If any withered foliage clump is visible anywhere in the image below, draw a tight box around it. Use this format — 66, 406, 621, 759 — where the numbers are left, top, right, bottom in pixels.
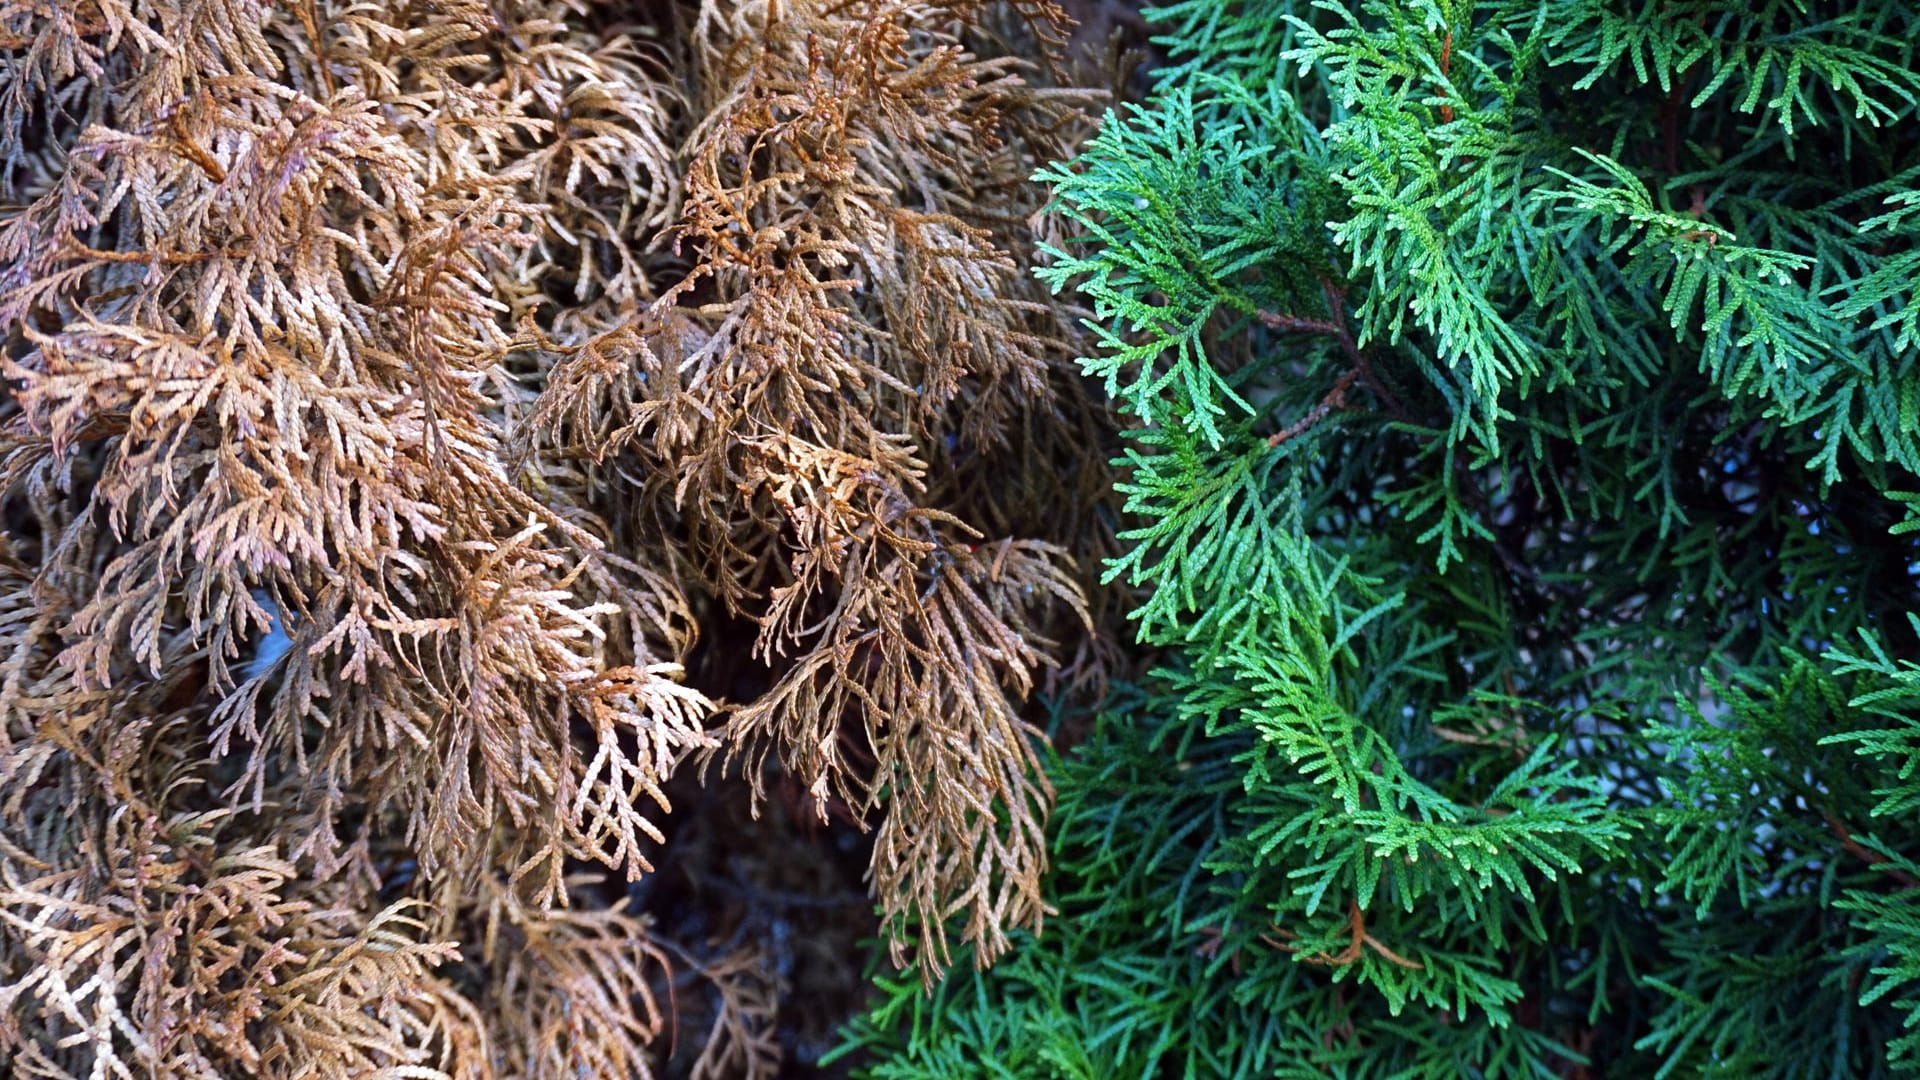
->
0, 1, 1113, 1076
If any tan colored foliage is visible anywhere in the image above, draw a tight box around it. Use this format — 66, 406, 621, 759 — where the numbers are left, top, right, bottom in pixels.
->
0, 0, 1112, 1074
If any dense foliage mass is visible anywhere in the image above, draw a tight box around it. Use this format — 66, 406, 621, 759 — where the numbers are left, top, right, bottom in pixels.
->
11, 0, 1920, 1075
844, 1, 1920, 1076
0, 2, 1114, 1076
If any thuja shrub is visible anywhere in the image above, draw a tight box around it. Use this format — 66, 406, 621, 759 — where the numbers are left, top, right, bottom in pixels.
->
0, 2, 1116, 1076
844, 1, 1920, 1076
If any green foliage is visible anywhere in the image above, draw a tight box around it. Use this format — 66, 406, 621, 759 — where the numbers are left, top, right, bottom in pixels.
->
847, 0, 1920, 1075
1032, 82, 1336, 445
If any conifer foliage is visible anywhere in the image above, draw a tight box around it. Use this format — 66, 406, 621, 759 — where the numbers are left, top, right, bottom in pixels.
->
0, 1, 1107, 1076
846, 1, 1920, 1076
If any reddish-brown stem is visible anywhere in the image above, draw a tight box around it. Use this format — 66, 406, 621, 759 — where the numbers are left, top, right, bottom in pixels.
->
170, 134, 226, 182
1268, 367, 1357, 448
62, 242, 225, 265
1824, 810, 1920, 888
1256, 282, 1414, 446
1319, 277, 1413, 422
1271, 900, 1424, 970
297, 0, 336, 97
0, 20, 110, 49
1258, 310, 1340, 336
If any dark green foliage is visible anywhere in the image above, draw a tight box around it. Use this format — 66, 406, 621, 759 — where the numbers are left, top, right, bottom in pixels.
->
844, 0, 1920, 1074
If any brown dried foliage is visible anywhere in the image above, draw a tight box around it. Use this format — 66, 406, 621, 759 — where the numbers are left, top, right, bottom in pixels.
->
0, 0, 1113, 1075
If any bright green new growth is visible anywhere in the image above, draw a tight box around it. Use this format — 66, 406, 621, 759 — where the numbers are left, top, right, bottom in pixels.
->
843, 1, 1920, 1075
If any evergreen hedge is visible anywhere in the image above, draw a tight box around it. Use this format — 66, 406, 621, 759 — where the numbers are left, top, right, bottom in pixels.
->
845, 2, 1920, 1075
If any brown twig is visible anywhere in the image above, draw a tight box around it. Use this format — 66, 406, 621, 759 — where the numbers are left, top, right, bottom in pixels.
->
1266, 900, 1425, 970
61, 242, 228, 265
167, 110, 227, 183
296, 0, 336, 97
1257, 310, 1340, 336
1255, 279, 1414, 446
1824, 810, 1920, 889
1268, 367, 1357, 448
0, 20, 110, 50
1319, 278, 1412, 423
1192, 923, 1244, 975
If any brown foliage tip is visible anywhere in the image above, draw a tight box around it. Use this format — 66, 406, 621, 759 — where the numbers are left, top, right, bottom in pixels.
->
0, 0, 1108, 1075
